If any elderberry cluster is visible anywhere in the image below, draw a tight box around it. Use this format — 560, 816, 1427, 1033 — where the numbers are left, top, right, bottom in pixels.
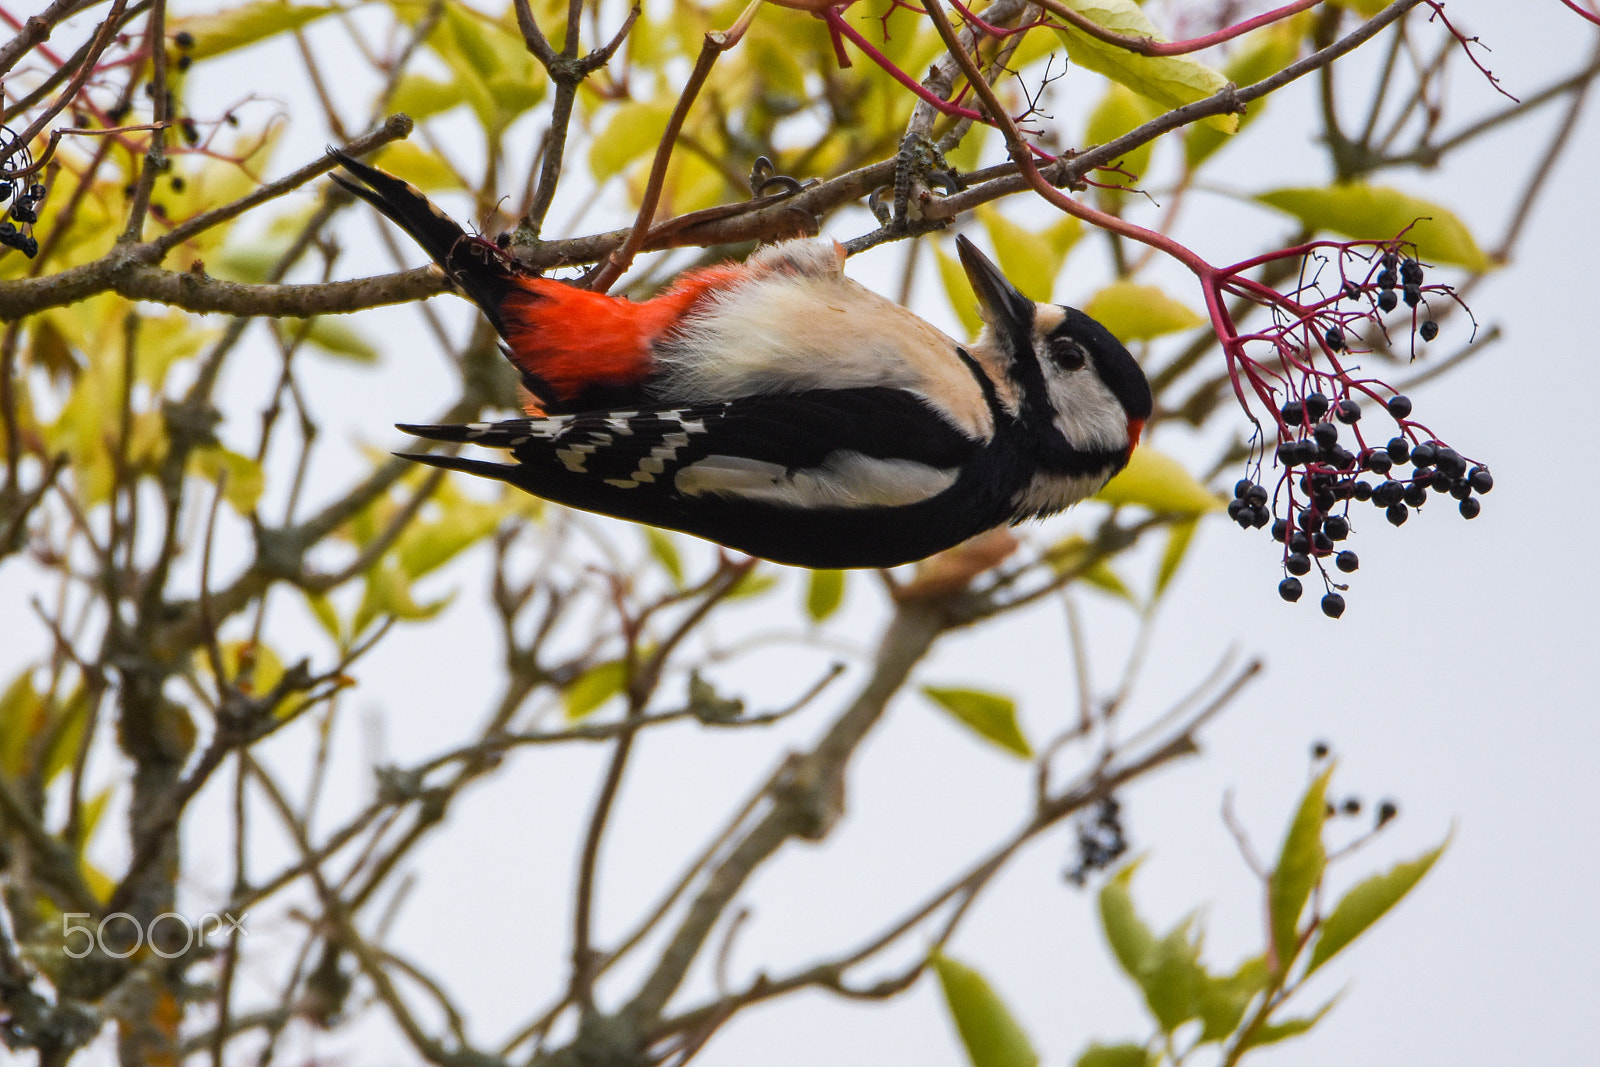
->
0, 124, 44, 258
1230, 387, 1491, 619
1063, 796, 1128, 888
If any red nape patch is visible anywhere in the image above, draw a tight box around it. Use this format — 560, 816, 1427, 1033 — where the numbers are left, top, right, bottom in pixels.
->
500, 266, 748, 401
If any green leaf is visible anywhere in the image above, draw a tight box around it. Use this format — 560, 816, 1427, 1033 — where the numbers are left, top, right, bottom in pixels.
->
0, 671, 41, 777
301, 318, 380, 363
725, 567, 779, 602
1098, 861, 1158, 979
1075, 1043, 1151, 1067
397, 499, 503, 578
935, 243, 985, 337
1141, 919, 1206, 1032
192, 446, 265, 514
1080, 560, 1135, 603
1305, 836, 1448, 976
805, 569, 845, 622
1328, 0, 1387, 14
1186, 21, 1305, 168
590, 102, 674, 182
1050, 1, 1238, 134
644, 528, 685, 586
387, 74, 466, 125
1239, 995, 1339, 1049
1083, 281, 1204, 341
375, 141, 464, 193
1154, 517, 1198, 599
564, 660, 627, 721
1096, 449, 1225, 516
1269, 765, 1334, 972
353, 565, 451, 637
1256, 185, 1492, 271
1084, 84, 1162, 207
1196, 955, 1269, 1042
176, 3, 336, 61
305, 591, 344, 644
921, 686, 1032, 758
931, 954, 1040, 1067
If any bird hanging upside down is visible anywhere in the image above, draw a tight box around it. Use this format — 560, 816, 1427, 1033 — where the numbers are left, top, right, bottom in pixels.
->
330, 150, 1152, 569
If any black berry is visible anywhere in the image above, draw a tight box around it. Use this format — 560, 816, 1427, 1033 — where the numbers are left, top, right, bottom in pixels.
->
1400, 258, 1424, 285
1325, 326, 1345, 351
1286, 552, 1311, 576
1334, 399, 1361, 424
1279, 577, 1304, 603
1305, 392, 1330, 422
1362, 450, 1392, 475
1288, 530, 1311, 555
1313, 421, 1339, 448
1386, 437, 1410, 464
1459, 497, 1481, 519
1312, 740, 1331, 758
1469, 466, 1493, 493
1386, 395, 1412, 419
1376, 268, 1397, 290
1323, 515, 1349, 540
1386, 503, 1408, 526
1335, 550, 1359, 573
1377, 289, 1398, 312
1419, 320, 1439, 342
1403, 283, 1421, 307
1351, 481, 1374, 501
1403, 482, 1429, 508
1321, 592, 1346, 618
1281, 399, 1305, 425
1271, 518, 1288, 543
1409, 441, 1439, 468
1372, 479, 1405, 507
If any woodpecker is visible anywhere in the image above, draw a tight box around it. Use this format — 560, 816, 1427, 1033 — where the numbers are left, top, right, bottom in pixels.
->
332, 151, 1152, 569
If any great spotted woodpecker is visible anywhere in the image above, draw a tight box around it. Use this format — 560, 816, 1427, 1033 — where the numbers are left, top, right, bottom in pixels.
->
332, 151, 1152, 569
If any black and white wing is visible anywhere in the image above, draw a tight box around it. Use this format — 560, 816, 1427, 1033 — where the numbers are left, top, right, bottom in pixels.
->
398, 387, 1007, 568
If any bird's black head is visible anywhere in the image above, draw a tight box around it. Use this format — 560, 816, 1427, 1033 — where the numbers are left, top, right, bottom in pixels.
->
956, 235, 1151, 458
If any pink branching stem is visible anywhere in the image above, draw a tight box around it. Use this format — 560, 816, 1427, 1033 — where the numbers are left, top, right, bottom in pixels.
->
1563, 0, 1600, 27
822, 7, 986, 120
1038, 0, 1322, 59
944, 0, 1044, 39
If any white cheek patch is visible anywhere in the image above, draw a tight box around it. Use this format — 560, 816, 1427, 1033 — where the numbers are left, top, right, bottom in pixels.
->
675, 451, 957, 510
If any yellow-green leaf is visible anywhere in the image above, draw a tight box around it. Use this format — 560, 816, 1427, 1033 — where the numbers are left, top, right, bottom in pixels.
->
1076, 1044, 1151, 1067
921, 685, 1032, 758
374, 141, 465, 194
388, 74, 466, 125
192, 446, 265, 514
979, 209, 1060, 301
1256, 185, 1492, 271
1050, 1, 1238, 134
1305, 836, 1447, 976
931, 954, 1040, 1067
1154, 517, 1198, 598
1329, 0, 1387, 15
1269, 764, 1334, 972
805, 569, 845, 622
301, 318, 380, 363
725, 566, 779, 602
397, 499, 503, 578
564, 660, 627, 720
644, 528, 685, 586
1099, 862, 1157, 979
1186, 21, 1305, 168
176, 3, 336, 61
1085, 83, 1162, 206
0, 671, 41, 777
936, 243, 985, 337
1096, 449, 1224, 516
1083, 281, 1205, 341
591, 102, 673, 182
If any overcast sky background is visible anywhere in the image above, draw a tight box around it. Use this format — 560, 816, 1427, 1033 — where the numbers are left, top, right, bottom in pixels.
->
15, 1, 1600, 1064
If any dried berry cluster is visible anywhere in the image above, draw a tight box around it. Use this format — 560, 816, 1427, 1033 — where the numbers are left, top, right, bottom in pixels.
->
0, 124, 44, 258
1225, 250, 1488, 618
1311, 741, 1399, 830
1063, 796, 1127, 887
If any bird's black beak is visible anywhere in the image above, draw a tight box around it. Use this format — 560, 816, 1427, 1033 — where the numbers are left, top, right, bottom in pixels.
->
956, 234, 1034, 332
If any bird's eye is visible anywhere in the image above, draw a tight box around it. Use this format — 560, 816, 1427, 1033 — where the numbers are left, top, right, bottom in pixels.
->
1047, 335, 1087, 370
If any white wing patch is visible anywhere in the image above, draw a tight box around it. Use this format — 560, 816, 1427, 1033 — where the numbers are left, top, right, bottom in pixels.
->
603, 431, 693, 488
675, 451, 957, 509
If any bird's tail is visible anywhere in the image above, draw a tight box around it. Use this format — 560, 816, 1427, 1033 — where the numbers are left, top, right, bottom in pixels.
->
329, 148, 513, 326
